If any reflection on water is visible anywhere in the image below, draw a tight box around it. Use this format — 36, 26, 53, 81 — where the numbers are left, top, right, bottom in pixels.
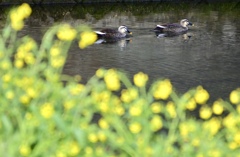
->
95, 38, 132, 51
14, 3, 240, 101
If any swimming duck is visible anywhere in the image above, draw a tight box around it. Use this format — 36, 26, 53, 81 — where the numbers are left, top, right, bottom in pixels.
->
153, 19, 193, 37
95, 25, 132, 40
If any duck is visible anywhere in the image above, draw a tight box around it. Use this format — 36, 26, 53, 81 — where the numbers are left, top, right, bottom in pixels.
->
94, 25, 132, 40
153, 19, 193, 37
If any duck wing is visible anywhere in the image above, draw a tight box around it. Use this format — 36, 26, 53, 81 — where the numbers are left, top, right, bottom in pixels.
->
100, 28, 118, 34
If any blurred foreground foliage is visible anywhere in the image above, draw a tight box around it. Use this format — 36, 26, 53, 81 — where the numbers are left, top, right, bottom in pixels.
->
1, 3, 240, 157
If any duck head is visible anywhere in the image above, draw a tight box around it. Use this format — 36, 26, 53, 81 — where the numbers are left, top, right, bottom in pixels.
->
118, 25, 132, 35
180, 19, 193, 28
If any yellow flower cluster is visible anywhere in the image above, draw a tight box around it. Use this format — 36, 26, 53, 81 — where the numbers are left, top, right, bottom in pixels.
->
79, 31, 97, 49
150, 102, 162, 113
98, 118, 109, 129
104, 69, 120, 91
179, 121, 196, 140
129, 122, 142, 134
199, 105, 212, 119
133, 72, 148, 87
70, 83, 85, 95
129, 99, 145, 117
10, 3, 32, 31
153, 79, 172, 100
230, 88, 240, 104
194, 86, 209, 104
203, 117, 221, 136
49, 46, 65, 68
150, 115, 163, 132
19, 144, 31, 156
121, 88, 138, 103
166, 101, 176, 118
212, 99, 224, 115
40, 102, 55, 119
57, 24, 77, 41
14, 38, 36, 69
88, 131, 107, 143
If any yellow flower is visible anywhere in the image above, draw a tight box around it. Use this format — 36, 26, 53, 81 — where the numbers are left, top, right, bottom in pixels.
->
194, 86, 209, 104
98, 131, 107, 142
2, 73, 11, 82
10, 13, 24, 30
121, 88, 138, 103
191, 138, 200, 147
40, 102, 54, 119
63, 100, 75, 110
26, 87, 37, 98
10, 3, 32, 31
150, 102, 162, 113
212, 99, 224, 115
150, 115, 163, 132
228, 141, 238, 150
207, 149, 221, 157
56, 152, 66, 157
19, 144, 31, 156
50, 46, 61, 57
20, 95, 30, 105
96, 68, 105, 78
203, 117, 221, 136
24, 53, 35, 65
129, 105, 142, 116
14, 59, 24, 69
115, 105, 125, 115
166, 101, 176, 118
186, 98, 197, 111
179, 123, 189, 139
69, 142, 80, 156
98, 118, 109, 129
23, 38, 36, 51
1, 60, 11, 70
88, 133, 98, 143
234, 132, 240, 144
133, 72, 148, 87
16, 48, 26, 59
199, 106, 212, 120
99, 102, 109, 113
57, 24, 77, 41
129, 122, 142, 134
230, 89, 240, 104
18, 3, 32, 18
79, 31, 97, 49
85, 147, 93, 155
50, 56, 65, 68
223, 113, 237, 129
179, 121, 196, 139
153, 79, 172, 100
6, 91, 14, 100
70, 84, 85, 95
104, 69, 120, 91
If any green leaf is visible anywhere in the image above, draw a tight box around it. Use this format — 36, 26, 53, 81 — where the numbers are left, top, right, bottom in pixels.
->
1, 115, 13, 134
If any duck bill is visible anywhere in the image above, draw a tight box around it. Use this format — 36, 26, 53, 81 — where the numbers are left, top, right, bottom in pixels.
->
127, 30, 132, 35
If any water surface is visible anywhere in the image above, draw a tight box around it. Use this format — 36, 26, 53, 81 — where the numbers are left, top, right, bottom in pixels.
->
15, 3, 240, 101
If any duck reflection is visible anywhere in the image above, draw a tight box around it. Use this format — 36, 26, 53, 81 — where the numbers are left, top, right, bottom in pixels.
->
95, 38, 132, 50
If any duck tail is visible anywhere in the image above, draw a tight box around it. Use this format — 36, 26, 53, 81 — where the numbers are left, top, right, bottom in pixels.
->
153, 25, 166, 32
94, 31, 106, 38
